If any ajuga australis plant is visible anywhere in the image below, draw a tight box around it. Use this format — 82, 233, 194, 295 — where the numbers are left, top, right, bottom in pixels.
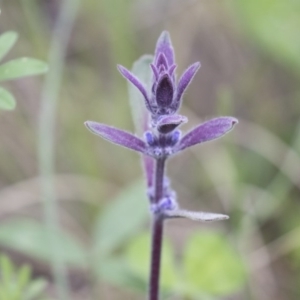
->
85, 32, 238, 300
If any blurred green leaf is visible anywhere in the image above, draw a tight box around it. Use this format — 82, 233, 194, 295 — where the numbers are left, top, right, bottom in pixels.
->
128, 55, 153, 135
24, 279, 47, 300
0, 255, 14, 286
0, 58, 48, 81
17, 264, 31, 290
0, 31, 18, 62
93, 180, 148, 257
0, 219, 87, 267
0, 87, 16, 110
125, 232, 179, 292
234, 0, 300, 74
183, 232, 246, 296
97, 257, 145, 291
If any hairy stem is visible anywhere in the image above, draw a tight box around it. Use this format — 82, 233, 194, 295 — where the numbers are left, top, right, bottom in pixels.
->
149, 157, 166, 300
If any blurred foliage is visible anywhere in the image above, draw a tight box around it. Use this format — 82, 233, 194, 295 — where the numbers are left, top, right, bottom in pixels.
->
0, 0, 300, 299
0, 31, 47, 110
0, 255, 49, 300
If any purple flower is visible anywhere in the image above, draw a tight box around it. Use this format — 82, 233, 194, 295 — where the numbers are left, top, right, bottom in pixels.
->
85, 32, 239, 300
85, 31, 238, 221
118, 31, 200, 120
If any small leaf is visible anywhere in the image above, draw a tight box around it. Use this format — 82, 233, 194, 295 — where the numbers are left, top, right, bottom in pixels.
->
164, 210, 229, 222
0, 87, 16, 110
0, 219, 87, 267
93, 180, 149, 257
0, 57, 48, 81
0, 31, 18, 62
183, 232, 246, 296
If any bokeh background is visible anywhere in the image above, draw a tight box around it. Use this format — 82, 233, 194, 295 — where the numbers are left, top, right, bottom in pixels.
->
1, 0, 300, 299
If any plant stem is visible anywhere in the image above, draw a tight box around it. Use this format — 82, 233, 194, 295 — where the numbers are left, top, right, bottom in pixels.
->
38, 0, 80, 299
149, 157, 166, 300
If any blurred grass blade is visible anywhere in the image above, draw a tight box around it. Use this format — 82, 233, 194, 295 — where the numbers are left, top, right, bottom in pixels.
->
0, 31, 18, 62
0, 58, 48, 81
93, 180, 148, 257
0, 87, 16, 110
0, 219, 87, 267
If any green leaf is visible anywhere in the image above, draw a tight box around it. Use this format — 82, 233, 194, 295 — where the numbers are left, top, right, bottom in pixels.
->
93, 180, 148, 257
0, 57, 48, 81
0, 219, 87, 267
128, 55, 153, 135
233, 0, 300, 74
0, 255, 14, 285
97, 257, 141, 289
17, 264, 31, 290
183, 232, 246, 296
24, 279, 47, 300
125, 232, 179, 292
0, 86, 16, 110
0, 31, 18, 62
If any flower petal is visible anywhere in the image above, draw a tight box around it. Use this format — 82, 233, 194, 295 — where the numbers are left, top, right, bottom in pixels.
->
117, 65, 151, 110
155, 53, 168, 70
156, 114, 187, 134
85, 121, 147, 154
176, 117, 238, 152
155, 74, 174, 108
163, 209, 229, 222
154, 31, 175, 66
173, 62, 200, 111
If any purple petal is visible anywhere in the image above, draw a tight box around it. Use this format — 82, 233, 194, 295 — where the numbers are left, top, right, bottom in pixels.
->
155, 53, 168, 69
85, 121, 147, 154
154, 31, 175, 66
168, 64, 177, 77
155, 74, 174, 108
173, 62, 200, 111
163, 209, 229, 222
150, 63, 159, 80
156, 114, 187, 134
176, 117, 238, 152
117, 65, 151, 110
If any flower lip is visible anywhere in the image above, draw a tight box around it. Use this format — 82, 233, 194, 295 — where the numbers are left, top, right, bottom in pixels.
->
156, 114, 187, 134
